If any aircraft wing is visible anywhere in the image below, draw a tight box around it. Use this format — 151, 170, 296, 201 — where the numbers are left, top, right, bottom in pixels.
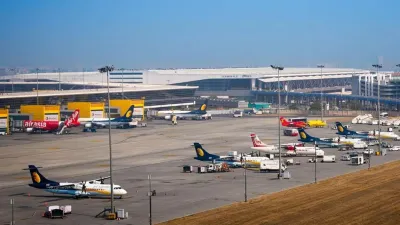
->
87, 176, 111, 184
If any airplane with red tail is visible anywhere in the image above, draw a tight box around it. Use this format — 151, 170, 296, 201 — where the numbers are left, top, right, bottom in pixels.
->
280, 117, 307, 128
24, 109, 80, 134
250, 133, 304, 151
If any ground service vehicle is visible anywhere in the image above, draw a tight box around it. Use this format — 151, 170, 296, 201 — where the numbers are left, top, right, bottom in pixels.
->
321, 155, 336, 163
389, 146, 400, 151
259, 160, 286, 172
233, 110, 243, 118
283, 129, 298, 136
341, 155, 351, 161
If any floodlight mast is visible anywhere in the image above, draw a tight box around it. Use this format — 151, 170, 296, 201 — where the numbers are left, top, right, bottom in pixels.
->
98, 65, 115, 213
271, 65, 284, 179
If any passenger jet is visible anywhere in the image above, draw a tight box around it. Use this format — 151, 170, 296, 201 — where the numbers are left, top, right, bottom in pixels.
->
23, 109, 80, 134
26, 165, 127, 198
336, 122, 399, 140
250, 133, 323, 156
158, 99, 210, 120
280, 117, 307, 128
193, 143, 270, 167
79, 105, 134, 129
298, 128, 367, 148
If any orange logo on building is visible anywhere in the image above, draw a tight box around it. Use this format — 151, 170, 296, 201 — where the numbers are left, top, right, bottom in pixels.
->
196, 148, 204, 157
32, 172, 41, 183
200, 104, 206, 111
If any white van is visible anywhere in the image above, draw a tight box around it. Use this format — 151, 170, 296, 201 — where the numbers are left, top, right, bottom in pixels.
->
380, 112, 389, 118
233, 110, 243, 118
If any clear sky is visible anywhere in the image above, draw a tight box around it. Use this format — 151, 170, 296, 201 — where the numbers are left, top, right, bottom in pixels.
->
1, 0, 399, 70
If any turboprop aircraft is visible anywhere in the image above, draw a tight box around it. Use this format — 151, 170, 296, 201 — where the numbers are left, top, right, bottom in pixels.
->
25, 165, 127, 198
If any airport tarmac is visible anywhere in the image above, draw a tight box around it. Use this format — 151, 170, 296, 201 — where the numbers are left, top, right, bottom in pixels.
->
0, 116, 400, 225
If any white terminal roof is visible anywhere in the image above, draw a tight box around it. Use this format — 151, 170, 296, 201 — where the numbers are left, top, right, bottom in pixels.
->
0, 84, 197, 99
5, 67, 371, 85
149, 67, 367, 75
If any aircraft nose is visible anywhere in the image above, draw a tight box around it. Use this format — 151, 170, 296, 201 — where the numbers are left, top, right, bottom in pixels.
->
122, 189, 127, 195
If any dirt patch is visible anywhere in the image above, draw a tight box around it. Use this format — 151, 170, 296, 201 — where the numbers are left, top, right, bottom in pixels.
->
158, 161, 400, 225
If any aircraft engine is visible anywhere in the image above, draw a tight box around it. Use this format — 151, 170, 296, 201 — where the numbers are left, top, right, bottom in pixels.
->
164, 115, 171, 120
26, 128, 34, 133
85, 123, 92, 128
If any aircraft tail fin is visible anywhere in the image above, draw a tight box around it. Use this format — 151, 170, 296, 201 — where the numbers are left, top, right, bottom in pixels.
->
193, 143, 220, 161
27, 165, 58, 185
250, 133, 267, 147
114, 105, 135, 121
190, 99, 208, 114
298, 128, 318, 142
280, 117, 288, 126
335, 122, 348, 135
64, 109, 80, 127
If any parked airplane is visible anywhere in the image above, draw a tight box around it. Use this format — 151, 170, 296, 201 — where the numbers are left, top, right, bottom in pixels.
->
280, 117, 307, 128
79, 105, 134, 129
298, 128, 367, 148
307, 119, 327, 128
250, 133, 323, 156
336, 122, 399, 140
159, 99, 210, 120
25, 165, 127, 198
250, 133, 304, 151
193, 143, 270, 167
24, 109, 80, 134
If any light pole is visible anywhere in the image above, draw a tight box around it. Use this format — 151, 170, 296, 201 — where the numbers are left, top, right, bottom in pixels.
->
314, 141, 317, 183
244, 157, 247, 202
372, 64, 382, 155
58, 68, 61, 91
98, 65, 115, 213
36, 68, 39, 105
148, 174, 152, 225
368, 137, 371, 170
317, 65, 325, 121
271, 65, 284, 179
10, 199, 14, 225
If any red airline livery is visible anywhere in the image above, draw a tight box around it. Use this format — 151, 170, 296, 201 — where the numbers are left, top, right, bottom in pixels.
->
280, 117, 307, 128
24, 109, 80, 134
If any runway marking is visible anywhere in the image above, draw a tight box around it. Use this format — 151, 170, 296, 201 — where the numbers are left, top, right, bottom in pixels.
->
16, 176, 31, 180
47, 147, 60, 150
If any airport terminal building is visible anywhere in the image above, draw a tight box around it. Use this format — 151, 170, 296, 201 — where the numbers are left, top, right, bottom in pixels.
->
4, 67, 370, 99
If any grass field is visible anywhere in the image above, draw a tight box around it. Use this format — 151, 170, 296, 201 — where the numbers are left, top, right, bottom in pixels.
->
159, 160, 400, 225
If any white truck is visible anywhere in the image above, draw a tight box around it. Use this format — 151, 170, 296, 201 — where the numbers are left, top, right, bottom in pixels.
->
259, 160, 287, 172
351, 155, 365, 165
321, 155, 336, 163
